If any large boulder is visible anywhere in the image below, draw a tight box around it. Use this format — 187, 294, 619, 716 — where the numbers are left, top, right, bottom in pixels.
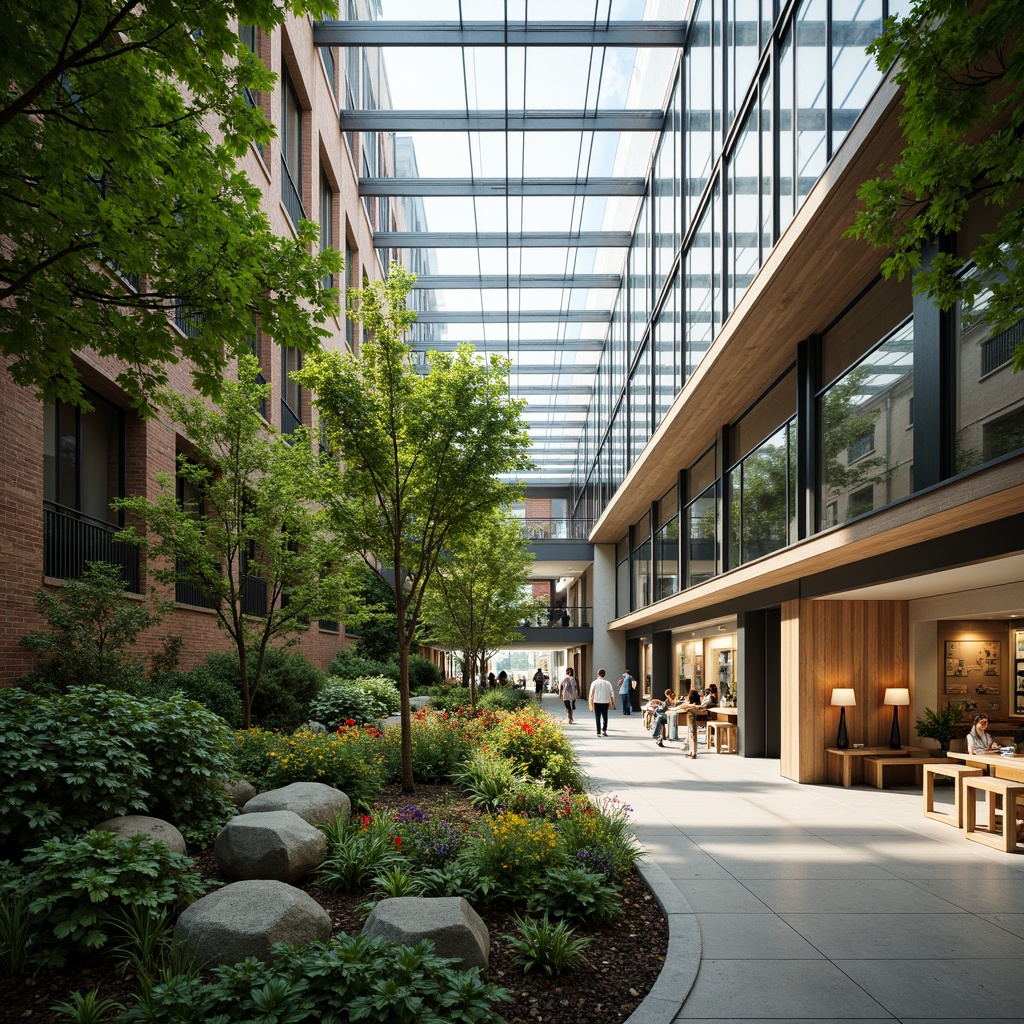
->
214, 810, 326, 883
174, 879, 331, 967
242, 782, 350, 827
93, 815, 187, 855
224, 778, 258, 808
362, 897, 489, 970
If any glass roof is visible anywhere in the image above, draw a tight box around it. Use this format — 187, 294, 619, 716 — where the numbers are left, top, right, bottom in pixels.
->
361, 0, 677, 484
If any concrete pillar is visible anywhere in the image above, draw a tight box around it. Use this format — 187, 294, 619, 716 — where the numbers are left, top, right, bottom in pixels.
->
590, 543, 624, 693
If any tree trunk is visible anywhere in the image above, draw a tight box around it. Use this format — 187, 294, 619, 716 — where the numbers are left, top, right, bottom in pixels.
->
398, 637, 414, 793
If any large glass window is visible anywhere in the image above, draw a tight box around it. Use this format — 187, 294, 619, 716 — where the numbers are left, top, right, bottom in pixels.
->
831, 2, 883, 154
616, 536, 630, 618
955, 267, 1024, 473
281, 347, 303, 435
795, 0, 827, 204
631, 512, 652, 611
685, 201, 714, 382
654, 275, 678, 425
655, 485, 679, 601
630, 343, 651, 465
728, 0, 760, 133
686, 484, 718, 587
686, 1, 713, 226
320, 168, 333, 290
819, 320, 915, 527
654, 125, 675, 300
728, 102, 759, 316
281, 71, 304, 225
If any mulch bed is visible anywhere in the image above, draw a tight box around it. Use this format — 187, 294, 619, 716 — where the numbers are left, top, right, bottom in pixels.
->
1, 784, 668, 1024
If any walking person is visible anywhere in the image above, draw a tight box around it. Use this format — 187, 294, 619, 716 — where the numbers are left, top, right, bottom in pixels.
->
618, 669, 636, 715
533, 667, 545, 702
559, 667, 578, 724
588, 668, 615, 736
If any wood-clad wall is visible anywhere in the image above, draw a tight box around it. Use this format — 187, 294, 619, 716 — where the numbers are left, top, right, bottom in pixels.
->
781, 599, 910, 782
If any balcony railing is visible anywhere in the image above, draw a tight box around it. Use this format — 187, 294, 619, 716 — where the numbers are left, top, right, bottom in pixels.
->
522, 517, 591, 540
280, 157, 305, 227
981, 320, 1023, 375
174, 301, 204, 339
318, 620, 339, 633
175, 559, 220, 609
43, 502, 140, 592
519, 605, 593, 628
240, 573, 267, 617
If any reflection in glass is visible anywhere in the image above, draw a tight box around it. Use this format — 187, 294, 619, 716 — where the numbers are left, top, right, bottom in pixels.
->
655, 515, 679, 601
831, 2, 882, 154
686, 484, 718, 587
819, 320, 914, 527
632, 532, 651, 611
955, 267, 1024, 473
728, 421, 794, 566
796, 0, 827, 200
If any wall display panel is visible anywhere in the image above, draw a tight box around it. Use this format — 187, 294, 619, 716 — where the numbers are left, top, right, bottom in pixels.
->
819, 320, 914, 529
1016, 630, 1024, 717
954, 266, 1024, 474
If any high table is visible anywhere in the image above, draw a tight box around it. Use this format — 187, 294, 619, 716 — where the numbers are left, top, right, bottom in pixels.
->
946, 750, 1024, 783
826, 746, 928, 788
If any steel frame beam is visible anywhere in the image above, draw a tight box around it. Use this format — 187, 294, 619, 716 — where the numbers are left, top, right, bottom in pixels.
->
359, 177, 646, 197
340, 109, 663, 132
413, 310, 610, 324
409, 339, 605, 351
412, 274, 621, 289
375, 231, 631, 248
313, 21, 687, 48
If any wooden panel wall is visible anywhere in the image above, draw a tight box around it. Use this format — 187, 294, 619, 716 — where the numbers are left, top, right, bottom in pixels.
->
781, 598, 910, 783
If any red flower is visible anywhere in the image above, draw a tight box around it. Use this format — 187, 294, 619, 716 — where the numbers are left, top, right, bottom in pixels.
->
393, 836, 402, 848
345, 718, 356, 727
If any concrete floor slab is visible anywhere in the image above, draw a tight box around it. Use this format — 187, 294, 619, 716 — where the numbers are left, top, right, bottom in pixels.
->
696, 913, 823, 959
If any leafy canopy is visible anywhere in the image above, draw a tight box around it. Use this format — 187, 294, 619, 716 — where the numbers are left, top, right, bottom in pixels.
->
0, 0, 341, 412
847, 0, 1024, 368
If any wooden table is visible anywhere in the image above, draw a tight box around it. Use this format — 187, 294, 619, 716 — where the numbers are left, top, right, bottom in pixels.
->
826, 746, 928, 788
946, 751, 1024, 783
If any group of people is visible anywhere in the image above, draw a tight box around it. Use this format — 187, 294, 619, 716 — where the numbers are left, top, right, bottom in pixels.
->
648, 684, 719, 757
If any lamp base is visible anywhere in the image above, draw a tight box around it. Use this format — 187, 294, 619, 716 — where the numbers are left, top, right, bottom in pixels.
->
836, 707, 849, 749
889, 706, 902, 750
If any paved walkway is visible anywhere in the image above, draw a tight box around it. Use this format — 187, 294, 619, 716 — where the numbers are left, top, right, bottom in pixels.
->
548, 695, 1024, 1024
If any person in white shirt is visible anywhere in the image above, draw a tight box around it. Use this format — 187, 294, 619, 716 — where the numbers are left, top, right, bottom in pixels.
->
588, 668, 616, 736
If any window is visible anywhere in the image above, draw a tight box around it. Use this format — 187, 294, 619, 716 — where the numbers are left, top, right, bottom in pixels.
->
281, 71, 304, 225
848, 485, 873, 518
281, 347, 303, 435
43, 391, 137, 588
847, 427, 875, 463
320, 168, 334, 290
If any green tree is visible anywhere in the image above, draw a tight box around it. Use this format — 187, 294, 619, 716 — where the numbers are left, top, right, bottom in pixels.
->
115, 355, 349, 728
344, 564, 402, 664
422, 511, 539, 708
0, 0, 341, 413
297, 264, 532, 792
847, 0, 1024, 368
19, 560, 164, 692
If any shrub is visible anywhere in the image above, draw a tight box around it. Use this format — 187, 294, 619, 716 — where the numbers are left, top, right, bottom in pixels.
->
0, 687, 236, 853
0, 893, 36, 979
525, 866, 622, 923
317, 813, 405, 892
462, 812, 562, 898
327, 647, 398, 682
492, 709, 585, 790
308, 675, 399, 728
554, 793, 642, 879
478, 687, 534, 712
425, 686, 473, 716
400, 816, 468, 870
3, 831, 207, 965
504, 914, 592, 976
200, 647, 325, 732
451, 748, 532, 810
378, 708, 475, 784
147, 664, 243, 727
408, 654, 444, 692
122, 934, 510, 1023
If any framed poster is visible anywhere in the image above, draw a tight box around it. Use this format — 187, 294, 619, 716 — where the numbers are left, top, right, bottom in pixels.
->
944, 639, 1001, 695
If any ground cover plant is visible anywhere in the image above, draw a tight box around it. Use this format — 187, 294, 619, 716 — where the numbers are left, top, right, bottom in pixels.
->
0, 698, 667, 1024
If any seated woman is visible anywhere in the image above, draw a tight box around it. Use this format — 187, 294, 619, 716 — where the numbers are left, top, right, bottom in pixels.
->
672, 688, 705, 758
701, 683, 719, 709
651, 690, 679, 747
966, 714, 1000, 755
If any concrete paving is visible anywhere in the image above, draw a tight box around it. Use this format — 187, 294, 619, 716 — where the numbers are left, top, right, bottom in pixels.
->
549, 695, 1024, 1024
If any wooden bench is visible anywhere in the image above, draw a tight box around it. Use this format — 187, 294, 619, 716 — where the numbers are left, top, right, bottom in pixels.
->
963, 776, 1024, 853
863, 755, 950, 789
706, 720, 738, 754
922, 763, 983, 828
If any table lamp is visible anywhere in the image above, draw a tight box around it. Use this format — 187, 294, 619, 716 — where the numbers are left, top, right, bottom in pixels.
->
884, 687, 911, 749
830, 688, 856, 749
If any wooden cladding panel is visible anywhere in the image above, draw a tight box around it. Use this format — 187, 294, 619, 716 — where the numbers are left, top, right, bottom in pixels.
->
781, 598, 909, 783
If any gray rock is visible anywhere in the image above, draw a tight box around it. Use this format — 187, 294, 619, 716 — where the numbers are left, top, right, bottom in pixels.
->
299, 720, 328, 733
174, 879, 331, 967
214, 810, 326, 883
224, 778, 258, 808
242, 781, 350, 827
94, 815, 187, 855
361, 897, 489, 970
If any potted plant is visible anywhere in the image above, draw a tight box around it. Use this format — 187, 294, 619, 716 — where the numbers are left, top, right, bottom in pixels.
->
915, 701, 966, 753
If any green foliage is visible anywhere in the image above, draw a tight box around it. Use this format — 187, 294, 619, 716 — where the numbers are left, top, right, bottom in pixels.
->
147, 663, 244, 728
378, 709, 475, 785
554, 794, 642, 880
296, 264, 532, 790
317, 814, 405, 892
123, 934, 510, 1023
525, 867, 622, 923
478, 687, 535, 712
0, 686, 236, 853
461, 813, 562, 898
327, 646, 399, 682
0, 0, 341, 412
309, 676, 400, 729
408, 654, 445, 692
426, 686, 475, 715
492, 710, 586, 790
451, 748, 532, 811
504, 914, 593, 976
344, 565, 402, 663
5, 831, 206, 965
231, 727, 384, 811
18, 562, 162, 693
199, 646, 326, 732
847, 0, 1024, 369
115, 356, 346, 730
52, 988, 125, 1024
0, 893, 36, 979
916, 702, 967, 747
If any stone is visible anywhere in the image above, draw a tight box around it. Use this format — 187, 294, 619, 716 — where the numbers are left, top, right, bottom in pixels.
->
224, 778, 258, 808
242, 781, 350, 827
299, 720, 328, 733
93, 815, 187, 855
361, 896, 489, 970
174, 879, 331, 967
214, 810, 326, 883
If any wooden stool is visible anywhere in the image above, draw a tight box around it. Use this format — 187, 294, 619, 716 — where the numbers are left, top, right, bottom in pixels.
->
963, 776, 1024, 853
706, 721, 738, 754
923, 762, 983, 827
864, 756, 950, 789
